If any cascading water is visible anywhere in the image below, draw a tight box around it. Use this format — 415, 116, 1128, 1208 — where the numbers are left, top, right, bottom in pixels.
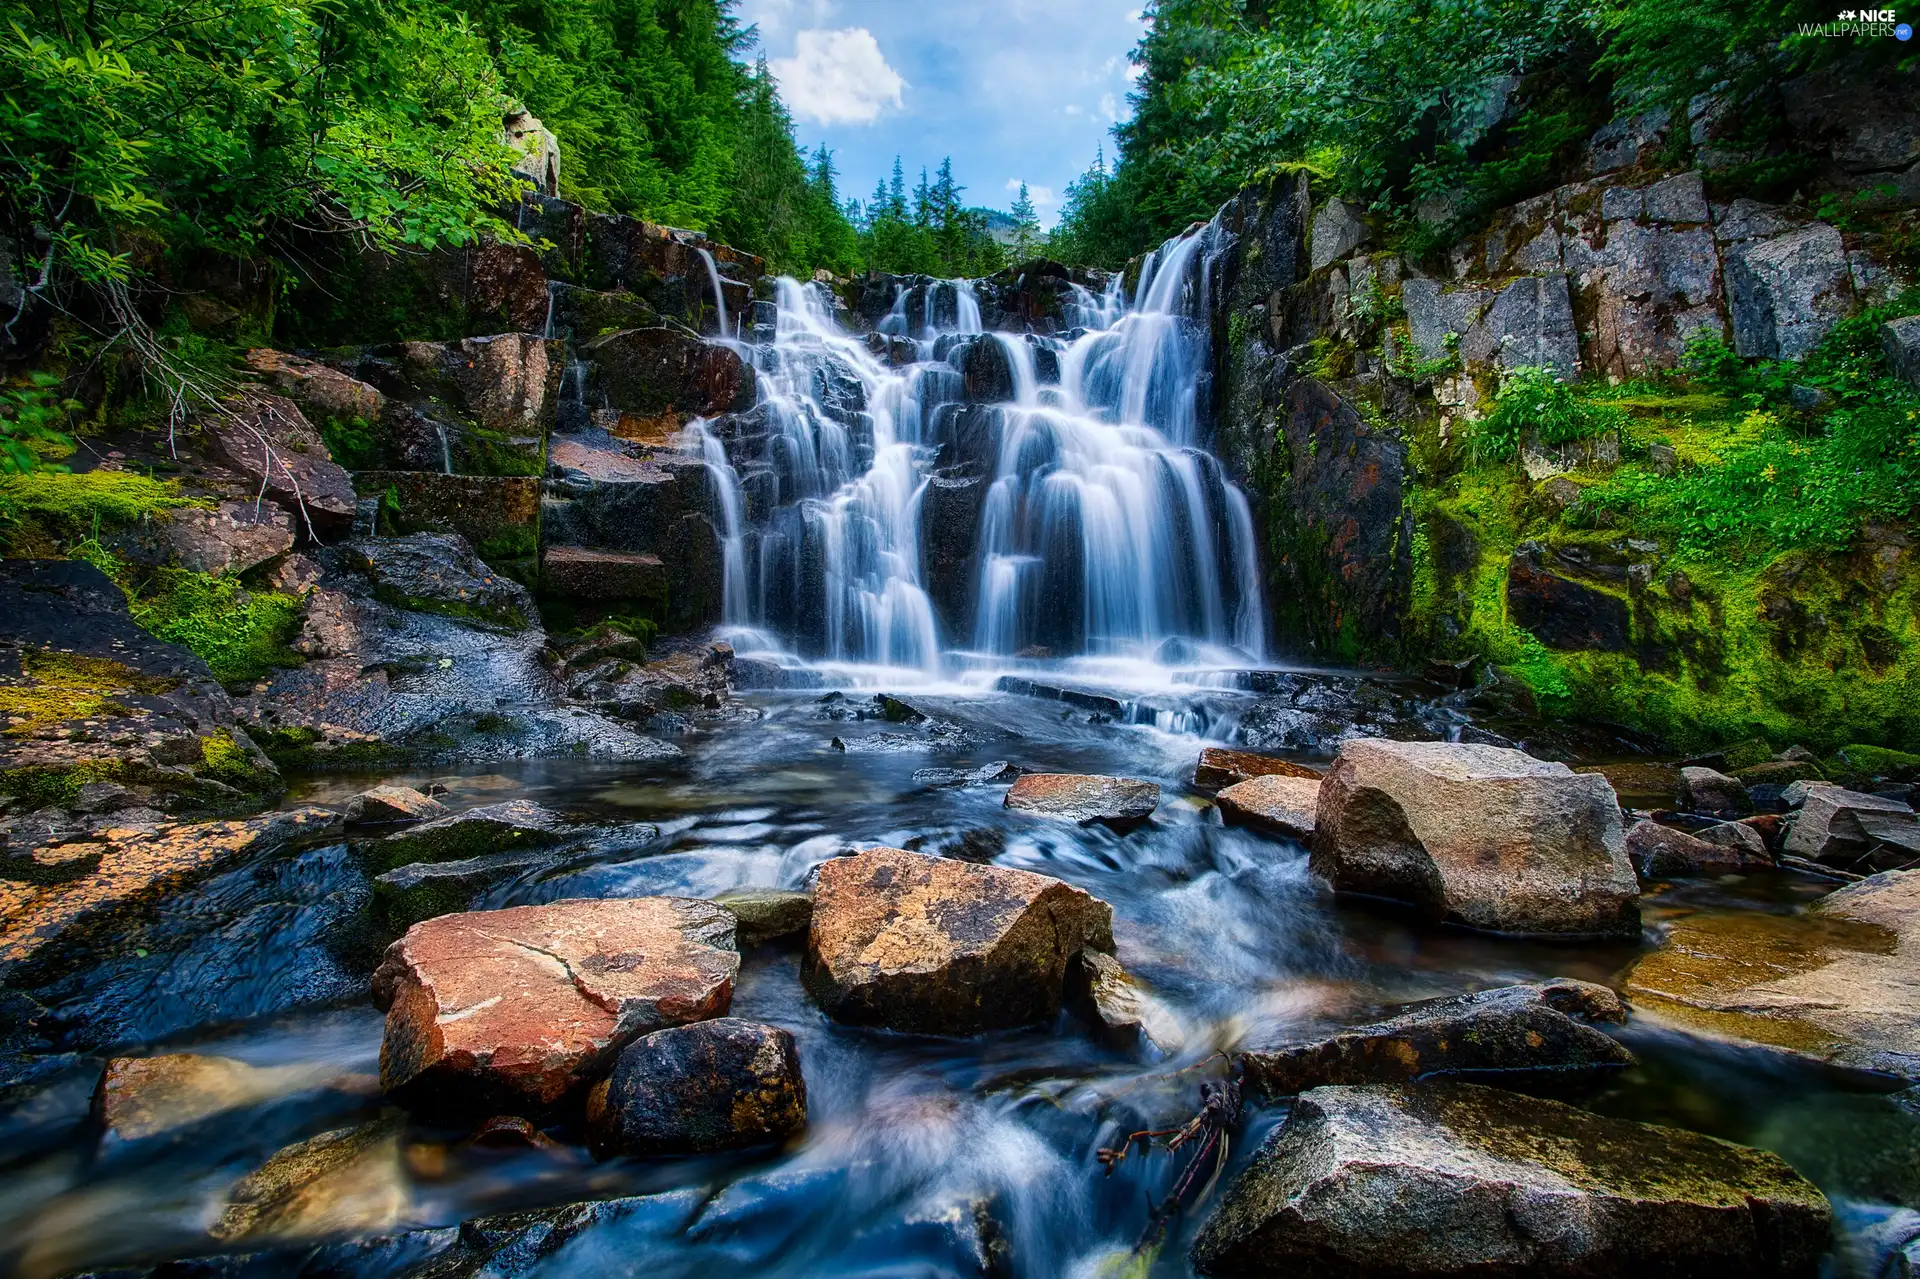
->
698, 218, 1263, 677
696, 247, 733, 339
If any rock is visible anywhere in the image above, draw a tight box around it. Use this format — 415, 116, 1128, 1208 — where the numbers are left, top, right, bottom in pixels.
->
1506, 546, 1631, 651
1574, 761, 1682, 809
203, 392, 357, 537
1004, 773, 1160, 826
1065, 948, 1186, 1055
715, 888, 813, 946
1680, 765, 1751, 816
1726, 221, 1857, 360
1732, 758, 1826, 787
348, 532, 534, 630
1628, 869, 1920, 1078
211, 1115, 408, 1243
1885, 315, 1920, 390
586, 1018, 806, 1156
245, 348, 386, 427
1627, 819, 1769, 879
803, 847, 1115, 1034
362, 799, 570, 872
344, 785, 448, 826
503, 107, 560, 195
1194, 747, 1323, 790
1216, 774, 1321, 840
370, 847, 558, 934
1696, 820, 1772, 862
373, 896, 739, 1113
0, 808, 341, 981
1191, 1081, 1831, 1277
1237, 980, 1632, 1100
1649, 441, 1678, 475
1311, 739, 1639, 938
352, 472, 542, 562
540, 545, 667, 604
112, 498, 296, 576
1785, 784, 1920, 866
912, 760, 1024, 788
1310, 199, 1371, 271
584, 327, 755, 439
95, 1052, 365, 1145
959, 335, 1015, 402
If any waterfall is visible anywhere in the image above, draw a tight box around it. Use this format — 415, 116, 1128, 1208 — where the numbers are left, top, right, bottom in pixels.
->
696, 247, 732, 339
710, 218, 1262, 676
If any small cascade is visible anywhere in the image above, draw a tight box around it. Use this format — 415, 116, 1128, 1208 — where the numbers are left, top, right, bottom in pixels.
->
435, 422, 452, 475
705, 213, 1262, 676
696, 247, 732, 339
543, 279, 560, 339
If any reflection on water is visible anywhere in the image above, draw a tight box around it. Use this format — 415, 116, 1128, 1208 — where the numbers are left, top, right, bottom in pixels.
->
0, 680, 1913, 1277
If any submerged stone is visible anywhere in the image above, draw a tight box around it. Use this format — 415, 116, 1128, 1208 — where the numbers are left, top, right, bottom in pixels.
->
361, 799, 570, 872
373, 896, 739, 1113
587, 1018, 806, 1156
715, 888, 813, 947
804, 846, 1114, 1034
210, 1115, 409, 1244
1627, 869, 1920, 1080
370, 847, 558, 934
1237, 979, 1632, 1100
1003, 773, 1160, 826
1065, 948, 1186, 1055
1311, 739, 1639, 937
1216, 773, 1321, 840
95, 1053, 372, 1146
1192, 1081, 1831, 1277
1194, 747, 1324, 791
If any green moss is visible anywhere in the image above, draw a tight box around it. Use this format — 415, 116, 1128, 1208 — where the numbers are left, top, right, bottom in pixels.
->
200, 729, 268, 788
0, 761, 124, 809
1834, 744, 1920, 781
0, 470, 209, 546
0, 651, 181, 736
129, 570, 304, 685
254, 726, 414, 772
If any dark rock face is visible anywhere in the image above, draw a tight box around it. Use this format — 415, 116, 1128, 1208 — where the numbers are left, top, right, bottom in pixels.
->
1506, 547, 1632, 651
1312, 739, 1640, 938
1238, 980, 1633, 1100
1627, 819, 1771, 880
370, 847, 559, 934
353, 473, 542, 563
587, 1018, 806, 1156
959, 336, 1015, 403
1191, 1081, 1832, 1278
348, 533, 535, 630
203, 393, 358, 538
919, 474, 988, 640
804, 847, 1115, 1034
585, 328, 756, 440
1679, 766, 1753, 817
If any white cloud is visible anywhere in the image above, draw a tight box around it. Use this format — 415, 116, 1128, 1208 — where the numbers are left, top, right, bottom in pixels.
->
1099, 92, 1120, 122
768, 28, 907, 125
1125, 62, 1143, 82
1064, 103, 1082, 116
1029, 184, 1057, 207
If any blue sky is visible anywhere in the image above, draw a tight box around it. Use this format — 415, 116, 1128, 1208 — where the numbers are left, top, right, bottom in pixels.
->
735, 0, 1148, 228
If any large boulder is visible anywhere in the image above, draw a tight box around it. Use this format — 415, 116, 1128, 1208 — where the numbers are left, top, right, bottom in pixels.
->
1311, 739, 1640, 937
584, 328, 756, 441
202, 392, 357, 537
111, 498, 295, 576
1679, 766, 1752, 817
1191, 1081, 1831, 1277
803, 847, 1114, 1034
1004, 773, 1160, 826
1626, 819, 1771, 880
347, 533, 535, 630
1237, 980, 1632, 1100
372, 896, 739, 1113
1627, 869, 1920, 1080
586, 1018, 806, 1156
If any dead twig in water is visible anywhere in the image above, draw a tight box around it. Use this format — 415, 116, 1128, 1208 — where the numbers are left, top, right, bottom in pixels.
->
1096, 1062, 1241, 1256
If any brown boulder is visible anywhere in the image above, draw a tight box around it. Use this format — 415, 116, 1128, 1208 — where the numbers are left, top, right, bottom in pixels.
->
244, 348, 386, 426
1194, 746, 1323, 790
372, 896, 739, 1113
344, 785, 447, 826
1217, 774, 1321, 840
1004, 773, 1159, 826
203, 393, 357, 537
1627, 819, 1771, 880
804, 847, 1115, 1034
1311, 739, 1639, 937
584, 328, 756, 440
586, 1018, 806, 1156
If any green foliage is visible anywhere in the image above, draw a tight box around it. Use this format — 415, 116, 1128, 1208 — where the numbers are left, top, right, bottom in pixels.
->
0, 374, 79, 473
852, 155, 1006, 277
128, 568, 304, 684
1466, 366, 1628, 465
0, 468, 206, 541
715, 60, 861, 275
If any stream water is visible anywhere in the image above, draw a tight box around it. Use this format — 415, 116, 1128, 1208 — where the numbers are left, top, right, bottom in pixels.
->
1, 232, 1914, 1278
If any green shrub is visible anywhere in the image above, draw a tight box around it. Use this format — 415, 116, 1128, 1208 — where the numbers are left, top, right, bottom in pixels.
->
129, 570, 304, 685
1466, 366, 1628, 466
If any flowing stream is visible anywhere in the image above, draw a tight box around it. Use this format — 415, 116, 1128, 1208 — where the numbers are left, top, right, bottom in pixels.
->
0, 229, 1913, 1279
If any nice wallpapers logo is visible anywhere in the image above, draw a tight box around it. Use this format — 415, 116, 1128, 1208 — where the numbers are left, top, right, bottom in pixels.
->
1802, 8, 1914, 36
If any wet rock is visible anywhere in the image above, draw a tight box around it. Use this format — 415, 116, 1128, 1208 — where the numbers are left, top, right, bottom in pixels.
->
1004, 774, 1160, 827
1239, 979, 1631, 1100
203, 392, 357, 538
373, 896, 739, 1113
370, 847, 558, 934
1886, 315, 1920, 390
112, 498, 296, 576
1216, 774, 1320, 841
586, 1017, 806, 1156
1191, 1081, 1831, 1277
1696, 819, 1772, 862
1506, 547, 1630, 652
959, 335, 1015, 402
211, 1115, 408, 1243
344, 785, 447, 826
540, 546, 666, 604
912, 760, 1023, 788
0, 559, 280, 824
1311, 739, 1639, 937
556, 636, 733, 723
1194, 747, 1323, 791
804, 846, 1115, 1034
585, 327, 755, 438
361, 799, 570, 873
349, 533, 534, 630
1680, 766, 1752, 816
716, 888, 813, 946
0, 808, 342, 981
354, 472, 542, 561
1627, 869, 1920, 1079
1784, 784, 1919, 866
95, 1052, 368, 1145
1065, 948, 1185, 1055
1627, 819, 1768, 879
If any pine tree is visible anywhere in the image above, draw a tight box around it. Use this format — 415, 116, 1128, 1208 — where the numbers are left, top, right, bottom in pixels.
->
888, 157, 908, 220
1010, 182, 1040, 261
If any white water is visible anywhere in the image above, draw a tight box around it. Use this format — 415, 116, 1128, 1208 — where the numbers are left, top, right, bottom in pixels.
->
689, 219, 1264, 680
696, 247, 732, 339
